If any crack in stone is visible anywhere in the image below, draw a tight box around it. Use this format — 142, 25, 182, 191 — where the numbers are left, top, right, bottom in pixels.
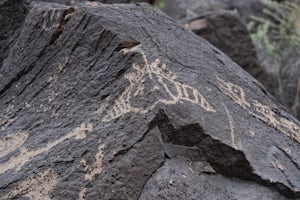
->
154, 110, 300, 198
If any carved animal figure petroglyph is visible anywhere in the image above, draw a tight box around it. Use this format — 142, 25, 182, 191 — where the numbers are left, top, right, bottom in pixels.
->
217, 77, 300, 143
101, 45, 215, 122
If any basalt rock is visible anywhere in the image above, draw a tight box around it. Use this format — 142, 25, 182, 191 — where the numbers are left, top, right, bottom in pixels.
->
0, 2, 299, 200
183, 11, 267, 88
0, 0, 29, 67
0, 0, 152, 68
156, 0, 272, 95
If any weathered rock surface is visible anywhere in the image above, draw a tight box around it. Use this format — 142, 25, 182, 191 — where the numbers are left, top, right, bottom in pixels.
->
0, 2, 300, 200
0, 0, 152, 69
183, 11, 266, 85
0, 0, 29, 67
156, 0, 272, 95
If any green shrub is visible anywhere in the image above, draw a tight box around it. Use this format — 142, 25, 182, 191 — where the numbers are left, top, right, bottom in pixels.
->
247, 0, 300, 56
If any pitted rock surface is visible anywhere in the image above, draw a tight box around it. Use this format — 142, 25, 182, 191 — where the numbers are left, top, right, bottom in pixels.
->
0, 2, 299, 199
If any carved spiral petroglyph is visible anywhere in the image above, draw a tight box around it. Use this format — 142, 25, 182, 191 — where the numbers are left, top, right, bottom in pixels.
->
101, 45, 215, 122
217, 77, 300, 143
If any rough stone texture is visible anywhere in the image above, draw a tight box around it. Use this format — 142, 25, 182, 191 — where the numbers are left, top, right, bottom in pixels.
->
157, 0, 280, 111
0, 2, 299, 200
0, 0, 29, 67
182, 11, 267, 88
0, 0, 153, 68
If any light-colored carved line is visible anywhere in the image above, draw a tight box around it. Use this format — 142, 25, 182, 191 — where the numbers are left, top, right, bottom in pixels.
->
79, 142, 105, 199
84, 143, 105, 181
42, 10, 60, 31
47, 57, 69, 84
79, 188, 87, 200
252, 100, 279, 127
0, 169, 59, 200
217, 77, 300, 143
223, 103, 236, 148
101, 46, 216, 122
251, 101, 300, 143
182, 85, 189, 99
158, 77, 177, 100
0, 123, 93, 174
0, 132, 28, 158
272, 161, 285, 172
217, 77, 251, 110
175, 84, 183, 98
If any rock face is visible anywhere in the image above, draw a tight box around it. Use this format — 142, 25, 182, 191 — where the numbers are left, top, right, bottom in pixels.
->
0, 0, 152, 68
183, 11, 265, 83
157, 0, 270, 94
0, 2, 300, 200
0, 0, 29, 67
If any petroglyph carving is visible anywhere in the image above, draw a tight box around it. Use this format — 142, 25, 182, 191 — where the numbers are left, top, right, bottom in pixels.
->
252, 100, 300, 143
217, 77, 250, 109
0, 169, 59, 200
0, 132, 28, 158
272, 161, 285, 172
217, 77, 300, 143
79, 142, 105, 199
0, 117, 17, 132
79, 188, 87, 200
42, 10, 61, 31
252, 100, 278, 127
223, 104, 236, 148
0, 123, 93, 174
101, 46, 215, 122
47, 57, 69, 84
83, 143, 105, 181
278, 118, 300, 143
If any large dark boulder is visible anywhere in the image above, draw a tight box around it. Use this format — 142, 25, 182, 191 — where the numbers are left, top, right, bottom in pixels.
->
0, 0, 152, 68
0, 2, 299, 199
183, 11, 266, 86
155, 0, 271, 93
